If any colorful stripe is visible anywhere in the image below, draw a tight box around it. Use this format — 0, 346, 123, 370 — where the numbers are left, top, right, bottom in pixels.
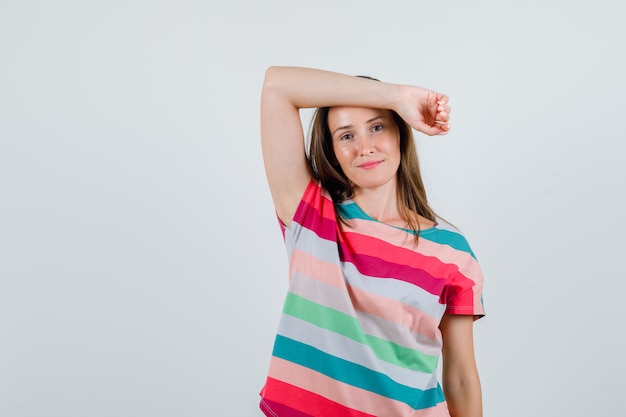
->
283, 293, 439, 373
276, 315, 439, 389
272, 335, 443, 409
340, 201, 476, 258
261, 181, 485, 417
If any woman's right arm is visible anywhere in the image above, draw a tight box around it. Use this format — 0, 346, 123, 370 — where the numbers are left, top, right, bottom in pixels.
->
260, 66, 450, 225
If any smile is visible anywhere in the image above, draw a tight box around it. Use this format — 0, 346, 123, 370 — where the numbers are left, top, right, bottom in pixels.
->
358, 160, 383, 169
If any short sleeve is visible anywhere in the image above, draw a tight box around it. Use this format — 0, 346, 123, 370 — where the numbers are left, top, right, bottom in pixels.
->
437, 230, 486, 319
278, 179, 338, 245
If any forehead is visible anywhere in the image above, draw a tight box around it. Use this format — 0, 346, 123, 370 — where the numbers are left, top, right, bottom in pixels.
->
327, 107, 392, 128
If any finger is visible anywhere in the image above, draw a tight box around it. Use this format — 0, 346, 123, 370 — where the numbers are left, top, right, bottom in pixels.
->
434, 110, 450, 125
435, 102, 451, 126
435, 123, 451, 136
436, 110, 449, 122
416, 121, 450, 136
433, 121, 451, 135
436, 102, 451, 115
433, 115, 451, 133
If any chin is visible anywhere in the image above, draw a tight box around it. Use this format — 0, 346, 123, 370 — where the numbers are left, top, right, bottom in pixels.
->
353, 178, 394, 191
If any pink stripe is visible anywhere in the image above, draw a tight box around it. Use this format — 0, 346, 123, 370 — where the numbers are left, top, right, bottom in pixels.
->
341, 218, 482, 281
289, 249, 345, 288
289, 248, 441, 338
348, 283, 441, 340
266, 358, 453, 416
339, 220, 484, 315
266, 357, 406, 417
261, 377, 376, 417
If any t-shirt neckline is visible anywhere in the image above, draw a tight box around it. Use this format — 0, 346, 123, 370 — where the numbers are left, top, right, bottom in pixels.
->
341, 199, 437, 235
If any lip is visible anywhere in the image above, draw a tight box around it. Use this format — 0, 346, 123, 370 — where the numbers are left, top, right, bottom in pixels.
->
358, 160, 383, 169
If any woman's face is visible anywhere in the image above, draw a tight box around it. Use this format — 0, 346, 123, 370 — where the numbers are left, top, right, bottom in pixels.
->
327, 106, 401, 194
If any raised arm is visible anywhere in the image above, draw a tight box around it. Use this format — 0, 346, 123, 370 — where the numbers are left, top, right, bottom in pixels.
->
260, 66, 450, 225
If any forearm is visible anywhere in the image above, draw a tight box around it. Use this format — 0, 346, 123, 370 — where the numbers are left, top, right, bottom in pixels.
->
440, 314, 483, 417
262, 66, 401, 111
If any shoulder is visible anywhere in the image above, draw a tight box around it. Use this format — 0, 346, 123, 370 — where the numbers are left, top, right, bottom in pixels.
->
425, 220, 477, 259
286, 179, 336, 226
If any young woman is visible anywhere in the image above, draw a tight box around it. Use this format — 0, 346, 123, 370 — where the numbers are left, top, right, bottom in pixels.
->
259, 66, 485, 417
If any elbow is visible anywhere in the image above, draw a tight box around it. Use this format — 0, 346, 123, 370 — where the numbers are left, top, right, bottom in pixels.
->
263, 66, 284, 93
443, 371, 482, 417
262, 66, 296, 108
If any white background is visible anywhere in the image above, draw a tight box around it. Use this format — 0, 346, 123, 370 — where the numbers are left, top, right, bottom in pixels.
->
1, 1, 624, 416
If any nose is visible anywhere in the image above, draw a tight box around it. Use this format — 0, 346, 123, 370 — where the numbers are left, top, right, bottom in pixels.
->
357, 135, 376, 155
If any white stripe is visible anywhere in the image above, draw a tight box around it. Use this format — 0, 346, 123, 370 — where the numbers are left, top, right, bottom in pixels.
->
289, 272, 441, 356
342, 261, 447, 319
277, 314, 440, 390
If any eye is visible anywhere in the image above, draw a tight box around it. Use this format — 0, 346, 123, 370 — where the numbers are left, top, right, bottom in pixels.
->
372, 124, 383, 132
339, 133, 353, 141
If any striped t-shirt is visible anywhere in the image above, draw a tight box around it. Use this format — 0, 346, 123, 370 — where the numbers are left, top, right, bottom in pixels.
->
260, 180, 485, 417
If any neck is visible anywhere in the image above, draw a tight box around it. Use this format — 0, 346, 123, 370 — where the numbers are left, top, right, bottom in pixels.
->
352, 183, 401, 225
352, 183, 436, 230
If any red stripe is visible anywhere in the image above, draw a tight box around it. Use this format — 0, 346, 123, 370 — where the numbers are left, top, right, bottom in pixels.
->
294, 182, 337, 241
260, 398, 314, 417
299, 206, 337, 241
340, 230, 479, 296
342, 230, 460, 277
440, 270, 476, 309
341, 249, 445, 295
261, 378, 377, 417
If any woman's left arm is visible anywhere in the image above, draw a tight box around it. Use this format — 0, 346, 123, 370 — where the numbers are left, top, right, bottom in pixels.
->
439, 314, 483, 417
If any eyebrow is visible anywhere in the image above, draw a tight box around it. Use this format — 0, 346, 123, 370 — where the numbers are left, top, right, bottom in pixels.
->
332, 116, 386, 136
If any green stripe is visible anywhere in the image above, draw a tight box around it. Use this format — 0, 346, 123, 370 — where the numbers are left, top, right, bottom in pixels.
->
284, 292, 438, 373
364, 334, 438, 373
